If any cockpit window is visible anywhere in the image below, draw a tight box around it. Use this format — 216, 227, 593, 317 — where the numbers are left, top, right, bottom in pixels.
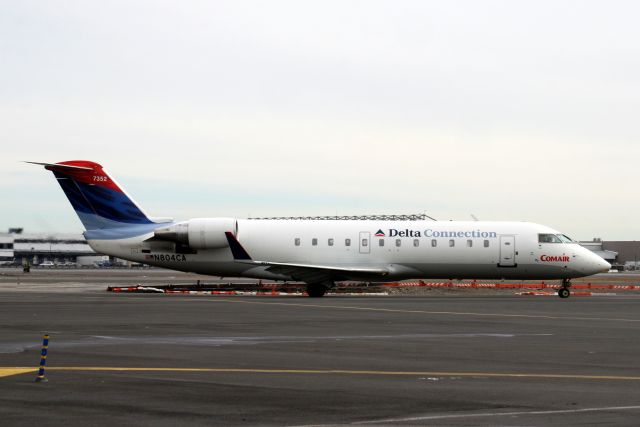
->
557, 234, 575, 243
539, 234, 562, 243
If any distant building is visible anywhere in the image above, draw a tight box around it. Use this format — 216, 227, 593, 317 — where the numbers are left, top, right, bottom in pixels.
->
580, 239, 640, 269
602, 241, 640, 270
0, 229, 147, 267
0, 229, 95, 265
0, 234, 14, 264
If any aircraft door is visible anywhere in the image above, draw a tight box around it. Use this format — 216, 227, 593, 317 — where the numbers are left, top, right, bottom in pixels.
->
498, 235, 516, 267
359, 231, 370, 254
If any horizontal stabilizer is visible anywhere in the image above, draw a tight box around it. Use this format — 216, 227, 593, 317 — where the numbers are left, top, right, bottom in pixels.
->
24, 161, 93, 171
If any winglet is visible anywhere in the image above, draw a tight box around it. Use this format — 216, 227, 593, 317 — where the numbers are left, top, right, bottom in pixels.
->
225, 232, 252, 260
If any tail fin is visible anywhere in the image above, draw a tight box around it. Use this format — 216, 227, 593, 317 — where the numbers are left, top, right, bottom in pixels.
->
29, 160, 157, 230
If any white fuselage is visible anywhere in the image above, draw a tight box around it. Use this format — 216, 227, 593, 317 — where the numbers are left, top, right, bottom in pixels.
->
87, 220, 610, 282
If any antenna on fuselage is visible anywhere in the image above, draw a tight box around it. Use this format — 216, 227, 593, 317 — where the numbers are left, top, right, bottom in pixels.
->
423, 210, 437, 221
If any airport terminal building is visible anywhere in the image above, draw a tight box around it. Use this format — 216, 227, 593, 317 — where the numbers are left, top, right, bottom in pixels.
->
595, 240, 640, 270
0, 228, 105, 266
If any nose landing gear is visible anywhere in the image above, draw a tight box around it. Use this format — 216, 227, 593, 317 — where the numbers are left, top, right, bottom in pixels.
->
558, 279, 571, 298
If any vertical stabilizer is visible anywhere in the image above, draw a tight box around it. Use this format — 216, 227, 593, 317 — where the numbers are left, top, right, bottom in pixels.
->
29, 160, 154, 230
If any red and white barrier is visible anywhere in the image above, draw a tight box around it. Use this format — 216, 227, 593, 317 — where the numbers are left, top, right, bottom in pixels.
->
384, 281, 640, 291
107, 286, 388, 296
517, 291, 598, 297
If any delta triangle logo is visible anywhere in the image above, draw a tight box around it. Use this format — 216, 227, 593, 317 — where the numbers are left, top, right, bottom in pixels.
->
374, 229, 385, 237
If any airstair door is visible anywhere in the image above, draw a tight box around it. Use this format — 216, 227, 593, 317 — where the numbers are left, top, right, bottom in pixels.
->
359, 232, 371, 254
499, 235, 516, 267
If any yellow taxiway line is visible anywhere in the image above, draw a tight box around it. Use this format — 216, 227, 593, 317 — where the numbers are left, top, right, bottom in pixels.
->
0, 368, 38, 378
2, 367, 640, 381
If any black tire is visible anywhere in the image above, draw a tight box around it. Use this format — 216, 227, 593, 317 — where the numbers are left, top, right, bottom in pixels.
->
558, 287, 570, 298
306, 284, 327, 298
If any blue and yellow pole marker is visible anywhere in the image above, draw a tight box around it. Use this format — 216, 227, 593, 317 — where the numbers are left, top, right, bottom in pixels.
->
35, 334, 49, 383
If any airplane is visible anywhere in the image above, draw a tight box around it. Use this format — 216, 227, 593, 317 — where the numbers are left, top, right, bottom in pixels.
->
28, 160, 611, 298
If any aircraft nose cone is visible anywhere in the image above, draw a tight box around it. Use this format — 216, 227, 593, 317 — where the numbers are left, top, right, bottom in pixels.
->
597, 257, 612, 273
586, 253, 611, 274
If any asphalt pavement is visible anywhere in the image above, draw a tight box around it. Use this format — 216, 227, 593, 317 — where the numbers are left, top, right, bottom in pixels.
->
1, 275, 640, 425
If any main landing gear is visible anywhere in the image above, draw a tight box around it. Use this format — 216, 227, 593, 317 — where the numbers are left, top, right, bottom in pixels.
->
558, 279, 571, 299
306, 279, 337, 298
306, 283, 330, 298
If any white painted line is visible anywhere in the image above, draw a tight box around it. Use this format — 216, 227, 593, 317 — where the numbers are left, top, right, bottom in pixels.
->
204, 299, 640, 323
352, 405, 640, 424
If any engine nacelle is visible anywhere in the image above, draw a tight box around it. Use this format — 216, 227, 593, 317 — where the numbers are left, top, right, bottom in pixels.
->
153, 218, 237, 249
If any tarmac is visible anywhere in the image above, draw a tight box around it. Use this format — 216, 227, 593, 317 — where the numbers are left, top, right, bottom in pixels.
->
1, 269, 640, 426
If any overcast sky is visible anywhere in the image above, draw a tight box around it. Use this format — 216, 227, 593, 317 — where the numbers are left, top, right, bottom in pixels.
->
1, 0, 639, 239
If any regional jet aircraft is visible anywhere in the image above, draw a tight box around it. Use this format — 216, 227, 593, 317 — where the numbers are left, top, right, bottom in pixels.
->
29, 160, 610, 298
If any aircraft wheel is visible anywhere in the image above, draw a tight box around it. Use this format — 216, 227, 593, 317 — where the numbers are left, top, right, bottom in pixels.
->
558, 287, 570, 298
306, 284, 327, 298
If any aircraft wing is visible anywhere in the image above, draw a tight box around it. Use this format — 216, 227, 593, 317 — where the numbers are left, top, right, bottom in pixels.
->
224, 232, 389, 282
244, 260, 389, 283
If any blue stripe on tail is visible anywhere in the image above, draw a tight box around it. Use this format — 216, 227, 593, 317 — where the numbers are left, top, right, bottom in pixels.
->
52, 170, 153, 230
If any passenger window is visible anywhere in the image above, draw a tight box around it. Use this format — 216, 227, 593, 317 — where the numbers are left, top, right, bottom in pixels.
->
379, 239, 384, 247
362, 239, 368, 247
328, 238, 334, 246
467, 240, 472, 247
484, 240, 489, 248
294, 238, 300, 246
395, 239, 401, 247
449, 239, 455, 247
539, 234, 561, 243
431, 239, 437, 247
413, 239, 419, 247
312, 238, 318, 246
345, 238, 351, 246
